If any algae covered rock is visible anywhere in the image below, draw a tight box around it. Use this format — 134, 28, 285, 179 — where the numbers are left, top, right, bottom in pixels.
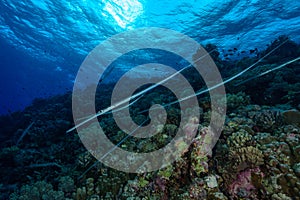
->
208, 191, 228, 200
58, 176, 75, 194
283, 109, 300, 127
293, 163, 300, 177
271, 193, 292, 200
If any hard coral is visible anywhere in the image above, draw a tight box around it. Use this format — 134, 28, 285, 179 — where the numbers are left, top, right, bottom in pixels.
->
10, 181, 64, 200
229, 167, 264, 198
227, 129, 252, 148
229, 146, 264, 171
253, 109, 283, 131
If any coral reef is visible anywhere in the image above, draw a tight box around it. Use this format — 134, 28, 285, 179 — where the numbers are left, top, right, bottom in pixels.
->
5, 93, 300, 199
227, 129, 252, 148
282, 109, 300, 127
9, 181, 65, 200
252, 109, 283, 131
226, 92, 251, 110
1, 36, 300, 199
228, 167, 264, 198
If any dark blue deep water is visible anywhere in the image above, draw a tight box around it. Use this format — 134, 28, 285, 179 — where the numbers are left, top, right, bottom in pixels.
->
1, 0, 300, 114
0, 1, 300, 199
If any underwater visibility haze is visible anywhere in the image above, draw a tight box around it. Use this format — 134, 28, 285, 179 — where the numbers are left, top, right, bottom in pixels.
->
1, 0, 300, 114
0, 0, 300, 199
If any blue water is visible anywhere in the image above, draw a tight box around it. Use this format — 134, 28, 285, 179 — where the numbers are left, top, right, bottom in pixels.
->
1, 0, 300, 114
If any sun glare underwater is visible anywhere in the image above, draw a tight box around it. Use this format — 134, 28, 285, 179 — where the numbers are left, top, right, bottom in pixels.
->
0, 0, 300, 199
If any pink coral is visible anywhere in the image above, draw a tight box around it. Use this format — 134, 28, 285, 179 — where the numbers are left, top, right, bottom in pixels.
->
229, 167, 263, 198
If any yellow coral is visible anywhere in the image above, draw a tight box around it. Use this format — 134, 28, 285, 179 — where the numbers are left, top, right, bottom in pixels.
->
229, 146, 264, 171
